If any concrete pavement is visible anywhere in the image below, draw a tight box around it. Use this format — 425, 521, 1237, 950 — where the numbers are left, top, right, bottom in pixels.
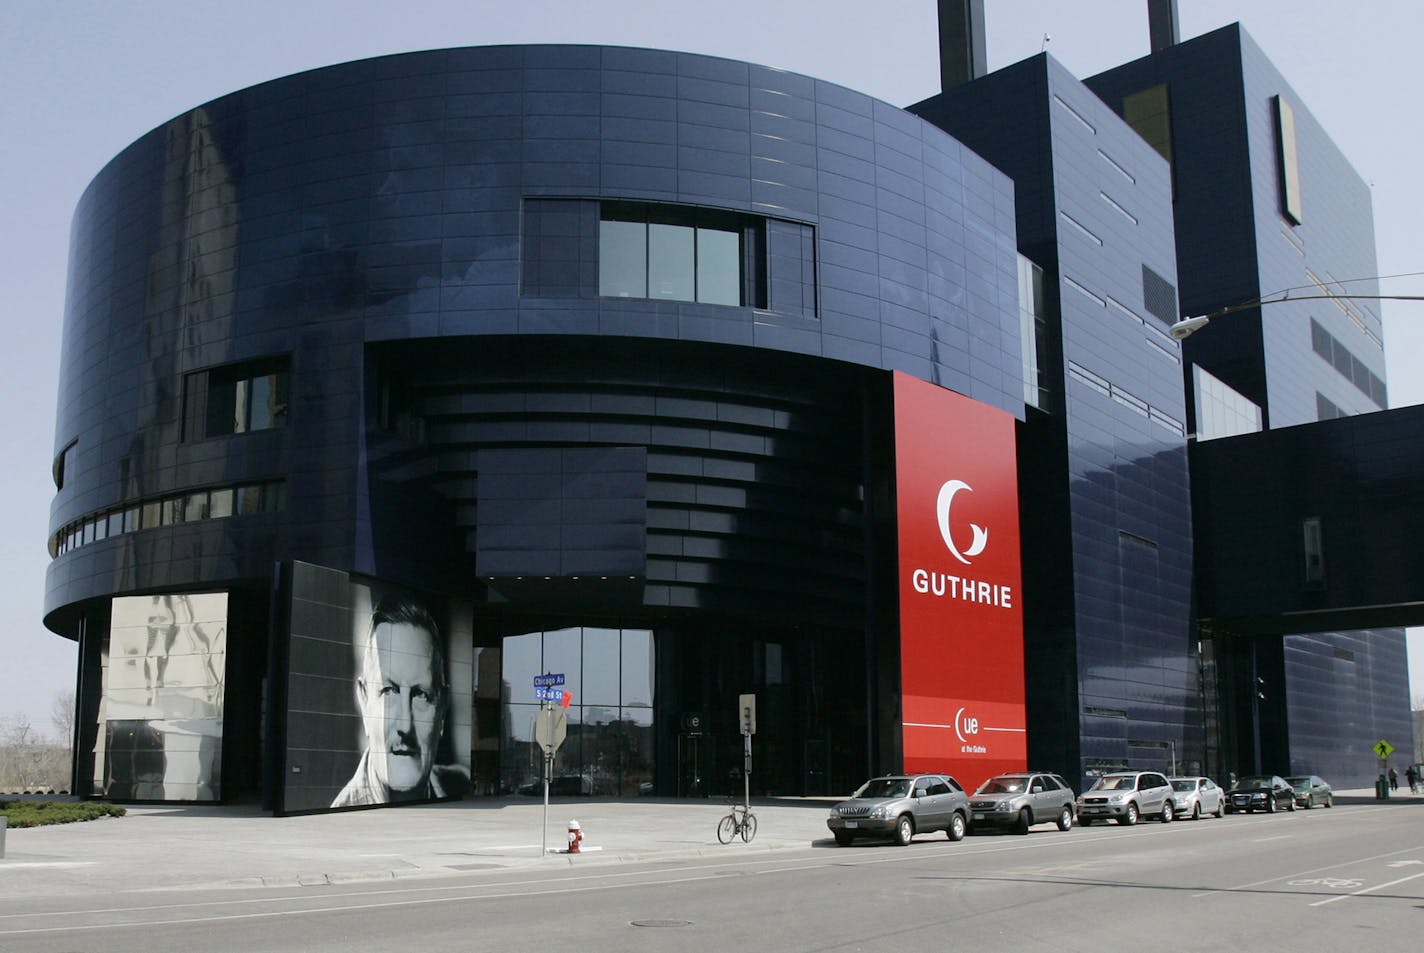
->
1, 787, 1408, 898
0, 796, 836, 897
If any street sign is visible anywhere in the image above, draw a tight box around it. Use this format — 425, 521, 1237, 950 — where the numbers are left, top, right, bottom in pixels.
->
533, 673, 566, 688
535, 687, 568, 702
1374, 738, 1395, 759
739, 693, 756, 736
535, 706, 568, 755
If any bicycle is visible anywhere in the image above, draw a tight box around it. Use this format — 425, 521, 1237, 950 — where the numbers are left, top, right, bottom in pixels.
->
717, 799, 757, 843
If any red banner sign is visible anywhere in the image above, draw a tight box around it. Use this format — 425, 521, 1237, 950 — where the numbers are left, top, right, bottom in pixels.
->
893, 372, 1025, 788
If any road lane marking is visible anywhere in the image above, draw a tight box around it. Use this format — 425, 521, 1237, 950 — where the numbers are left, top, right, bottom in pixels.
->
1310, 870, 1424, 907
1192, 842, 1424, 898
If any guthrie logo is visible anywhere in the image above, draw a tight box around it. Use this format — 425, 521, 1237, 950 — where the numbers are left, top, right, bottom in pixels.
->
911, 478, 1012, 608
936, 479, 987, 565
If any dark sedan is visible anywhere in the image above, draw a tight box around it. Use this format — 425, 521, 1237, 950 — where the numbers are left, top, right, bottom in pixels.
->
1225, 775, 1296, 814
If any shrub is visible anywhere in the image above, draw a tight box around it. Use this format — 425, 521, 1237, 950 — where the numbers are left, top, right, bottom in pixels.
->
0, 801, 126, 828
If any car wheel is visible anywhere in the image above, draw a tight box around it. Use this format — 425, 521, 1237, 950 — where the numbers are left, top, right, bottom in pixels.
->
1266, 797, 1277, 813
1192, 802, 1201, 820
1161, 802, 1174, 823
1305, 795, 1313, 809
894, 814, 914, 846
948, 812, 967, 842
1056, 806, 1073, 831
1287, 797, 1295, 812
1214, 801, 1224, 818
1119, 802, 1139, 826
1325, 794, 1333, 808
1013, 808, 1032, 835
834, 830, 854, 847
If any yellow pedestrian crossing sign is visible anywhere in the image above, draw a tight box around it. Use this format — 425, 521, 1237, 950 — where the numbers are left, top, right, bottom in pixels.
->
1374, 739, 1395, 759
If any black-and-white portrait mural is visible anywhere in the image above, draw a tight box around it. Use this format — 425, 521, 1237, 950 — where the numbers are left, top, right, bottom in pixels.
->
279, 563, 472, 812
331, 588, 471, 807
95, 592, 227, 801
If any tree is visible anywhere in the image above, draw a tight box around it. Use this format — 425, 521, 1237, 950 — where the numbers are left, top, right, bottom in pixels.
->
51, 690, 74, 752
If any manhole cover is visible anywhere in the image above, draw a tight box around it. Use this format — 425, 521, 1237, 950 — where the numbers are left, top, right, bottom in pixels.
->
630, 919, 693, 928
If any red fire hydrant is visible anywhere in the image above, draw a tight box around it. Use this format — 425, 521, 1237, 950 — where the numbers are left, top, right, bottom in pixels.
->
567, 819, 582, 854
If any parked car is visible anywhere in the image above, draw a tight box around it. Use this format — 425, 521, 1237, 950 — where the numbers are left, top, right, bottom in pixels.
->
1224, 775, 1296, 813
968, 771, 1076, 834
827, 773, 970, 846
1284, 774, 1333, 809
1168, 776, 1225, 819
1076, 771, 1175, 825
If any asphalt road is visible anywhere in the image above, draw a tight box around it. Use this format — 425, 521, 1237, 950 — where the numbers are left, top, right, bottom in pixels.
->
4, 798, 1421, 952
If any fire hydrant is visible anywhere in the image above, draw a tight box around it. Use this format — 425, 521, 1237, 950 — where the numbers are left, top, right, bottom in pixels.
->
567, 819, 583, 854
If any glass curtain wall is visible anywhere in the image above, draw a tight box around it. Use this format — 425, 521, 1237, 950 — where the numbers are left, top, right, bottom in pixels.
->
499, 626, 654, 796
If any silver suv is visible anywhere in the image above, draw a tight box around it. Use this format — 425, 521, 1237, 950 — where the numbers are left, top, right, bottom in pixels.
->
827, 773, 970, 846
968, 772, 1076, 834
1076, 771, 1175, 826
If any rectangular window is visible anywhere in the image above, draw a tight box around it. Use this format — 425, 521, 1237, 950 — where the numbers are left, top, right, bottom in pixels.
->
1274, 95, 1302, 224
1017, 255, 1051, 411
598, 202, 753, 307
1123, 84, 1172, 165
647, 223, 695, 300
186, 357, 290, 441
598, 220, 647, 298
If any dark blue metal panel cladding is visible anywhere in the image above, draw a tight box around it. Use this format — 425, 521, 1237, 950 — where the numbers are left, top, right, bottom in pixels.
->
913, 54, 1196, 791
47, 44, 1021, 624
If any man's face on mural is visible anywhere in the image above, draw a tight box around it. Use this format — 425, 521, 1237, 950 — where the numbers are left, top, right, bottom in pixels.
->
358, 620, 444, 797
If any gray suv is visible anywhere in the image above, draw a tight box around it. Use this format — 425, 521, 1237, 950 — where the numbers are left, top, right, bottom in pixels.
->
1076, 771, 1175, 825
969, 772, 1076, 834
827, 773, 970, 846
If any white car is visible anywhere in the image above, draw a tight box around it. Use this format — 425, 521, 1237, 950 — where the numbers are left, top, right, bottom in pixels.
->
1076, 771, 1175, 825
1169, 776, 1225, 819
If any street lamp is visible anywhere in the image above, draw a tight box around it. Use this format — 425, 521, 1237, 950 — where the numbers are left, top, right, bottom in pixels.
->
1169, 292, 1424, 340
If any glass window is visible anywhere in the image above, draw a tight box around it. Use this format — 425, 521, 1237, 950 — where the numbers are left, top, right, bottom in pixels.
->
1274, 95, 1302, 224
599, 220, 646, 298
598, 203, 756, 307
184, 491, 209, 522
622, 629, 654, 707
582, 627, 621, 706
108, 511, 125, 537
648, 223, 695, 301
1193, 365, 1261, 440
543, 627, 582, 702
502, 632, 542, 705
209, 488, 234, 519
1123, 85, 1172, 165
696, 228, 741, 306
124, 506, 141, 532
194, 359, 290, 439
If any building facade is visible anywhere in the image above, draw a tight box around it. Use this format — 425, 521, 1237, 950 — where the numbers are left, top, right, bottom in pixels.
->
46, 19, 1410, 811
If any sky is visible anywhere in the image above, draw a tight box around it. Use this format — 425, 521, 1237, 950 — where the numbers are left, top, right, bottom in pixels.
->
1, 0, 1421, 735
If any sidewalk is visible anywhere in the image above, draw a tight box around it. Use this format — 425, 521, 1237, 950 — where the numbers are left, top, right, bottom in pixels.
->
2, 787, 1411, 899
0, 796, 836, 898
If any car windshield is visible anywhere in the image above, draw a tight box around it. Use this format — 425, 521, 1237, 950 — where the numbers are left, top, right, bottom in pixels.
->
853, 778, 910, 799
1171, 779, 1197, 791
977, 777, 1026, 794
1286, 777, 1310, 787
1092, 776, 1136, 791
1236, 776, 1272, 788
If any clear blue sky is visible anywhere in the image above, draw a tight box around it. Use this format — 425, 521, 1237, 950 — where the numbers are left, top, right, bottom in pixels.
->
2, 0, 1421, 734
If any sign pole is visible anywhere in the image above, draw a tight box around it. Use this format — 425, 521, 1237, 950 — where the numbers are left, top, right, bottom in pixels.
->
532, 673, 569, 855
542, 744, 551, 855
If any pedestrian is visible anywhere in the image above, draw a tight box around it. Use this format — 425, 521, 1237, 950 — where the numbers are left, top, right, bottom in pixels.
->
1408, 765, 1418, 794
1388, 766, 1399, 791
